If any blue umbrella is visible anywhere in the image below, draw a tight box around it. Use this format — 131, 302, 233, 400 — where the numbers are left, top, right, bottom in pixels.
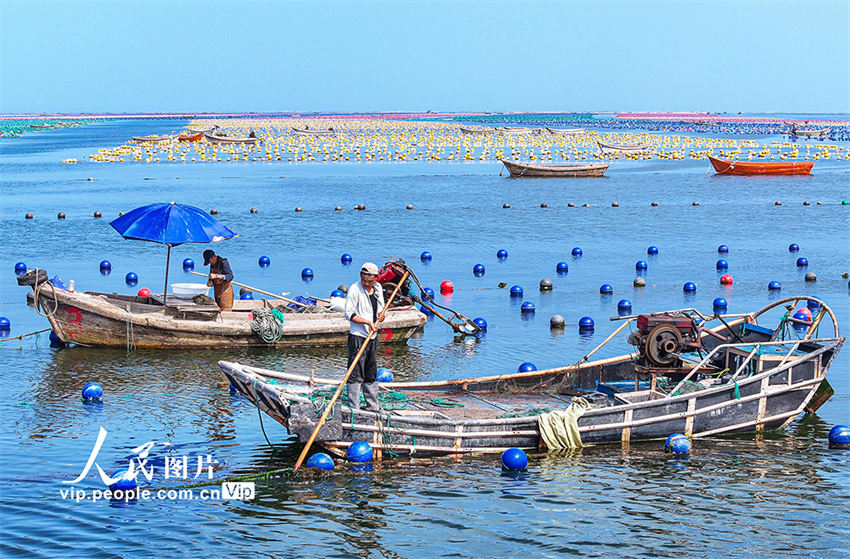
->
110, 202, 237, 303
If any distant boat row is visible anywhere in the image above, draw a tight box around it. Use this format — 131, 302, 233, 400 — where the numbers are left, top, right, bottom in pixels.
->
460, 126, 588, 136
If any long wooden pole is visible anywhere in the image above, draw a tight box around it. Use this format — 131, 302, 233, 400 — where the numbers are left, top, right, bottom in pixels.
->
292, 271, 409, 473
189, 270, 309, 308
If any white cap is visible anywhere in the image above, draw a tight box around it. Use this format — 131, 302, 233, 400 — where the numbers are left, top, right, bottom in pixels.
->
360, 262, 379, 275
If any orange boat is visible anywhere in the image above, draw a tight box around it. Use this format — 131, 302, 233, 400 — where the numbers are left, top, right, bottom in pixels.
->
178, 132, 203, 142
708, 155, 813, 176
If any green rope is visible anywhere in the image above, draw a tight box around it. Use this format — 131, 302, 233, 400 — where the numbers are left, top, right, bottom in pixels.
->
730, 377, 740, 400
427, 397, 464, 408
498, 406, 553, 419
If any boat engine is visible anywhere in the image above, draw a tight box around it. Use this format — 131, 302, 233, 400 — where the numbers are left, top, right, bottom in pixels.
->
627, 314, 700, 369
377, 259, 415, 306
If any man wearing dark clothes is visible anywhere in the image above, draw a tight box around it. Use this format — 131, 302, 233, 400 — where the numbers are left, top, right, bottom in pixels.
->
343, 262, 386, 410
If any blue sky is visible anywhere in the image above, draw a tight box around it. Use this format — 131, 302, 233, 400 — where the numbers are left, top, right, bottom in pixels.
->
1, 1, 847, 113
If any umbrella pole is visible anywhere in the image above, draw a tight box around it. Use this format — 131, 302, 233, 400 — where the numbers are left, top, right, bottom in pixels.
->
162, 245, 172, 305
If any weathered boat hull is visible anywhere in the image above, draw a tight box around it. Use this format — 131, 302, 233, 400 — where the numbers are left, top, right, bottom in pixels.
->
131, 135, 174, 143
291, 127, 336, 136
178, 132, 203, 142
203, 133, 259, 145
597, 141, 649, 154
26, 286, 426, 349
708, 155, 814, 176
501, 159, 609, 177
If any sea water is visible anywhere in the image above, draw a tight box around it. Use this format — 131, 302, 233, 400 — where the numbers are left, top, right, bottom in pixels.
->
1, 119, 848, 557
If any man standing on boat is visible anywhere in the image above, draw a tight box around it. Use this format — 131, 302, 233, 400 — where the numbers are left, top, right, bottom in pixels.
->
203, 249, 234, 311
344, 262, 385, 410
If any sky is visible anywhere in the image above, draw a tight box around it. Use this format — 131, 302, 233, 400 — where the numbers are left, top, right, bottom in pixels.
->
1, 0, 848, 114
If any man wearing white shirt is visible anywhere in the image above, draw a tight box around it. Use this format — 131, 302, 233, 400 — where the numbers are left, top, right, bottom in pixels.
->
344, 262, 386, 410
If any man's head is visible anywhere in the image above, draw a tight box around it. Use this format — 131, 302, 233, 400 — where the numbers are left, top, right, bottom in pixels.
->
360, 262, 378, 287
203, 249, 217, 266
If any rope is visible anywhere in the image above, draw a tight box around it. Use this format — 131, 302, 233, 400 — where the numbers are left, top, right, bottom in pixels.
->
498, 407, 553, 419
251, 308, 285, 343
252, 379, 277, 450
32, 272, 59, 318
0, 328, 51, 343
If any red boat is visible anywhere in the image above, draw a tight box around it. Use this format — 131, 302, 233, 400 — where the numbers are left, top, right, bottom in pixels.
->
178, 132, 203, 142
708, 155, 813, 176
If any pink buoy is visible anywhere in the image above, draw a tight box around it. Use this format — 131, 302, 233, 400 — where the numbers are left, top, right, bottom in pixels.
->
720, 274, 733, 285
440, 280, 454, 294
795, 308, 812, 321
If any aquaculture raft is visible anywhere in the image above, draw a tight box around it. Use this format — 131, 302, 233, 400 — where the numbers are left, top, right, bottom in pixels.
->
222, 298, 843, 456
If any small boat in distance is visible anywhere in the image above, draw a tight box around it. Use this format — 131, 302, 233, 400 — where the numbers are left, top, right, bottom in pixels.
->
131, 134, 175, 143
204, 132, 260, 145
495, 126, 533, 135
501, 159, 609, 178
597, 141, 649, 154
792, 127, 828, 137
546, 127, 588, 136
708, 155, 814, 176
291, 126, 336, 136
178, 132, 203, 142
459, 125, 496, 134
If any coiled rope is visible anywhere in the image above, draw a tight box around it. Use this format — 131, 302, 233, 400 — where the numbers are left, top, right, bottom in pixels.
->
251, 308, 286, 343
32, 271, 59, 318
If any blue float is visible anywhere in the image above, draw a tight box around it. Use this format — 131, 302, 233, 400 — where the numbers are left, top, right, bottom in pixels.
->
301, 267, 314, 277
49, 331, 65, 347
768, 281, 782, 291
521, 301, 535, 313
99, 260, 112, 270
600, 284, 613, 294
420, 251, 432, 262
517, 362, 537, 372
665, 433, 691, 454
473, 317, 488, 331
473, 263, 486, 275
788, 243, 800, 252
828, 425, 850, 448
647, 246, 659, 255
0, 317, 10, 330
579, 316, 595, 330
635, 260, 648, 270
108, 468, 138, 492
806, 300, 820, 311
306, 452, 335, 471
510, 285, 524, 297
419, 305, 434, 315
683, 282, 697, 292
713, 297, 728, 312
240, 292, 254, 300
258, 255, 271, 267
347, 441, 373, 463
340, 253, 353, 264
182, 258, 194, 270
718, 244, 729, 253
125, 272, 138, 284
556, 261, 569, 274
796, 257, 808, 267
501, 448, 528, 471
376, 367, 394, 383
571, 247, 582, 256
82, 381, 103, 401
497, 249, 508, 259
423, 287, 435, 300
716, 259, 728, 269
14, 262, 27, 275
331, 289, 345, 298
617, 299, 632, 311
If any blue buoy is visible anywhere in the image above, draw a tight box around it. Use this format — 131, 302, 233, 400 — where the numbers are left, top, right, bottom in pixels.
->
768, 281, 782, 291
99, 260, 112, 270
108, 468, 138, 492
473, 317, 488, 331
331, 289, 345, 298
82, 381, 103, 401
796, 257, 808, 267
517, 362, 537, 372
718, 244, 729, 253
683, 282, 697, 292
423, 287, 435, 300
14, 262, 27, 275
419, 305, 434, 315
521, 301, 535, 313
600, 284, 613, 294
340, 253, 352, 264
788, 243, 800, 252
305, 452, 335, 471
420, 251, 432, 262
556, 261, 569, 274
376, 368, 393, 383
0, 317, 10, 330
713, 297, 728, 311
473, 263, 486, 275
828, 425, 850, 449
806, 299, 820, 312
716, 259, 728, 269
125, 272, 138, 284
571, 247, 582, 256
258, 255, 271, 267
647, 246, 659, 255
51, 276, 66, 290
665, 433, 691, 454
501, 448, 528, 471
301, 267, 314, 277
182, 258, 194, 270
635, 260, 648, 270
240, 292, 254, 300
510, 285, 524, 297
578, 316, 595, 331
49, 330, 65, 347
496, 249, 509, 260
617, 299, 632, 311
347, 441, 373, 463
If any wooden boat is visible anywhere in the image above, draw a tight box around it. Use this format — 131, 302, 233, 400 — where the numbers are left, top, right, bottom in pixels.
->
495, 126, 533, 135
131, 134, 175, 143
791, 127, 828, 137
501, 159, 609, 178
597, 141, 649, 154
220, 297, 842, 456
459, 126, 496, 134
204, 132, 260, 145
708, 155, 814, 176
186, 126, 215, 134
178, 132, 203, 142
546, 127, 588, 136
291, 126, 336, 136
18, 270, 426, 349
29, 123, 51, 129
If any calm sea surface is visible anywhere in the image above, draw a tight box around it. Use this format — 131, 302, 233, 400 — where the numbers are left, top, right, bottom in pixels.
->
1, 119, 848, 558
